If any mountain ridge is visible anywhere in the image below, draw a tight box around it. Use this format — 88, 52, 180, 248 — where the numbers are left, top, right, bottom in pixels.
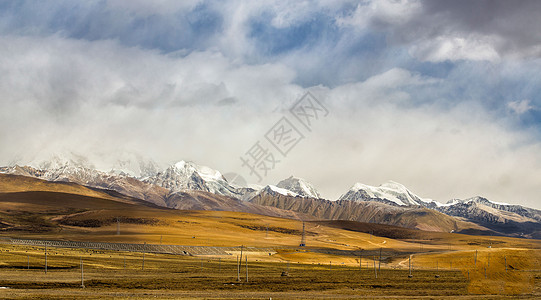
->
1, 159, 540, 238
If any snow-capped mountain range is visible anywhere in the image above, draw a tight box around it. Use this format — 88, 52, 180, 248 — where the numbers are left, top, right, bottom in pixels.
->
1, 156, 540, 238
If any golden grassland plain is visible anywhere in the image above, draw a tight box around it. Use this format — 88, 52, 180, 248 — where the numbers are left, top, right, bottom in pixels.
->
0, 175, 540, 298
0, 209, 540, 299
0, 242, 537, 299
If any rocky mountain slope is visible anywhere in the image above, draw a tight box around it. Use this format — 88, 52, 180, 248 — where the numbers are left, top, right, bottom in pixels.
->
250, 187, 484, 233
1, 158, 540, 238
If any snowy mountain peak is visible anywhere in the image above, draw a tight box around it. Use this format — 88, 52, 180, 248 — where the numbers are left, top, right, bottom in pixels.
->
341, 181, 428, 206
142, 160, 241, 199
172, 160, 225, 182
450, 196, 512, 207
276, 176, 320, 198
33, 153, 95, 171
109, 154, 161, 178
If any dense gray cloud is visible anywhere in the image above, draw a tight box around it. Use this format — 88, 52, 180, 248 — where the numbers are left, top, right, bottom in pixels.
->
367, 0, 541, 61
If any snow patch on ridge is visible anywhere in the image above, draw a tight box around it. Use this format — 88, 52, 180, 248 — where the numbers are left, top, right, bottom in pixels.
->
266, 185, 299, 197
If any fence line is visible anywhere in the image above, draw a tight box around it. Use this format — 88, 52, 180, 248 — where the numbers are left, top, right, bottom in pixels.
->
1, 238, 277, 256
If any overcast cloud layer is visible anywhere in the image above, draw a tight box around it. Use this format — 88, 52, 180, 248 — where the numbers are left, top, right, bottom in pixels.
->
0, 0, 540, 208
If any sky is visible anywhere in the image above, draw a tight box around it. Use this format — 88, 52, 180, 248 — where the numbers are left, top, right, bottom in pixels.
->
0, 0, 540, 208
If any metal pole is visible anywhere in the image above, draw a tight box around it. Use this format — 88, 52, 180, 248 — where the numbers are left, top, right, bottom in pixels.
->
409, 255, 412, 276
474, 250, 477, 266
142, 242, 146, 271
245, 256, 248, 282
80, 257, 85, 288
117, 218, 120, 235
239, 246, 243, 270
378, 248, 382, 273
236, 255, 240, 281
373, 256, 377, 278
300, 222, 306, 246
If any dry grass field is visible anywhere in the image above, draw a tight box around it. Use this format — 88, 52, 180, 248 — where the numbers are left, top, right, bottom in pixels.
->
0, 175, 540, 298
0, 211, 539, 299
0, 242, 500, 299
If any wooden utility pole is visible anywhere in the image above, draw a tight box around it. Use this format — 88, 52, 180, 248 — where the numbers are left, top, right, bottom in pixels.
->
245, 256, 248, 282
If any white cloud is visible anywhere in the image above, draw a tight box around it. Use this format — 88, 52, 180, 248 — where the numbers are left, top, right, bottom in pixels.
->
337, 0, 422, 29
508, 99, 535, 115
410, 35, 501, 63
